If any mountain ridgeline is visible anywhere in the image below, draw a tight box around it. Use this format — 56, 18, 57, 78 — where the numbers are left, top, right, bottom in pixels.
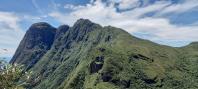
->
10, 19, 198, 89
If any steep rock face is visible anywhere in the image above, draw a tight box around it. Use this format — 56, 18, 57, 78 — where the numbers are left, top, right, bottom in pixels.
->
29, 19, 106, 89
55, 25, 69, 39
11, 19, 198, 89
10, 22, 56, 70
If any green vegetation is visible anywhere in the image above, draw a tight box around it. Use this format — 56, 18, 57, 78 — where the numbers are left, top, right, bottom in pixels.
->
10, 19, 198, 89
0, 60, 32, 89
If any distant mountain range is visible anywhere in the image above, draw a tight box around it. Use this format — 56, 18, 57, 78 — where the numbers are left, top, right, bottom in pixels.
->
10, 19, 198, 89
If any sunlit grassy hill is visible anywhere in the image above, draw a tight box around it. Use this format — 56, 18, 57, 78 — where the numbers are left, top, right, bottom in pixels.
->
10, 19, 198, 89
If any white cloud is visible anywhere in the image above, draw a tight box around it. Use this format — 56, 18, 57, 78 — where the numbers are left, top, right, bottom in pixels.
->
120, 1, 171, 18
32, 0, 45, 15
64, 4, 84, 10
0, 12, 25, 57
49, 0, 198, 47
22, 15, 48, 23
0, 48, 13, 57
0, 49, 8, 54
158, 0, 198, 15
50, 0, 61, 10
118, 0, 140, 10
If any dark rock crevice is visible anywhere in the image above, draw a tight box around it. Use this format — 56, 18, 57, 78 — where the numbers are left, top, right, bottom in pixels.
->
101, 72, 112, 82
129, 54, 154, 62
90, 56, 105, 73
111, 79, 131, 88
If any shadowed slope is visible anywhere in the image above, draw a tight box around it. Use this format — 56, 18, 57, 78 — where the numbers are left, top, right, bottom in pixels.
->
10, 22, 57, 70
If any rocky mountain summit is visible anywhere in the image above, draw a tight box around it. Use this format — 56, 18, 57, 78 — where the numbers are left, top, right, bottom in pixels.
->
10, 19, 198, 89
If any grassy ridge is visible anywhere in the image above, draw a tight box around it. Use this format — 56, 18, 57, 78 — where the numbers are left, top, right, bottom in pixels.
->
11, 19, 198, 89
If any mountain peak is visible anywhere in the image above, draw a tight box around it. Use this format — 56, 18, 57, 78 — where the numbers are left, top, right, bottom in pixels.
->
30, 22, 54, 30
76, 18, 92, 23
73, 18, 95, 27
55, 25, 69, 39
12, 19, 198, 89
32, 22, 50, 26
57, 24, 69, 30
10, 22, 56, 67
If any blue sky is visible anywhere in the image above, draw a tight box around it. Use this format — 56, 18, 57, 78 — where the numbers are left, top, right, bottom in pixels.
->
0, 0, 198, 59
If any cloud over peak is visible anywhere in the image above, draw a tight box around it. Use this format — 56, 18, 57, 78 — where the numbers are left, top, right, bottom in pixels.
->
0, 0, 198, 59
49, 0, 198, 47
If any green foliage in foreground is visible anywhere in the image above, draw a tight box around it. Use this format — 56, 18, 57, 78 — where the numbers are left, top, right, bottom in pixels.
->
0, 61, 31, 89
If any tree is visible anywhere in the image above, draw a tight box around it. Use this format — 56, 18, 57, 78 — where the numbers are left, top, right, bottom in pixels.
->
0, 61, 30, 89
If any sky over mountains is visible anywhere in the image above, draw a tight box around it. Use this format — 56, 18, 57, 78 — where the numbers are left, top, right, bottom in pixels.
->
0, 0, 198, 58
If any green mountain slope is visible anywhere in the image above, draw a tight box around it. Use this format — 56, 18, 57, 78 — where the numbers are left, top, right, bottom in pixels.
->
10, 19, 198, 89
